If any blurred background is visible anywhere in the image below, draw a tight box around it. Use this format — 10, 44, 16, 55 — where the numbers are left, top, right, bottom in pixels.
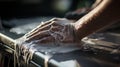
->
0, 0, 94, 19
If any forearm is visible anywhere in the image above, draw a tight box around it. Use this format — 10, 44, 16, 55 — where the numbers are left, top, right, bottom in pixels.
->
74, 0, 120, 39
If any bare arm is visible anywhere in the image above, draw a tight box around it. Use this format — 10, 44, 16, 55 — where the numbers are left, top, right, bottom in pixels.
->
21, 0, 120, 44
74, 0, 120, 40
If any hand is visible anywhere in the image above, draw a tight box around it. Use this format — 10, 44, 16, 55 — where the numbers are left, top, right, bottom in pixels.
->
23, 18, 79, 44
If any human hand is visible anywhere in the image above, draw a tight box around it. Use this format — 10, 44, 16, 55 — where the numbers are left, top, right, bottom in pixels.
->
23, 18, 80, 44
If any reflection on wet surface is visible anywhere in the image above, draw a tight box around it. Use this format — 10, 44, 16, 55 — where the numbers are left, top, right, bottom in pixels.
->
0, 17, 120, 67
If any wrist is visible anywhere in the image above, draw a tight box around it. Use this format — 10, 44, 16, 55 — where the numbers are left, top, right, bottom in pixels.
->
72, 23, 83, 42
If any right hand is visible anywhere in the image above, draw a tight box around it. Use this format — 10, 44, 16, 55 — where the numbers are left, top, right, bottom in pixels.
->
21, 18, 80, 44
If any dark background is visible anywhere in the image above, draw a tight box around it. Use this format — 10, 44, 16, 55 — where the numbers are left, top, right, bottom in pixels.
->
0, 0, 94, 19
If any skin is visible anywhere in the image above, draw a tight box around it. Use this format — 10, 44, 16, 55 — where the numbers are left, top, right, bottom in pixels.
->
74, 0, 120, 40
23, 0, 120, 44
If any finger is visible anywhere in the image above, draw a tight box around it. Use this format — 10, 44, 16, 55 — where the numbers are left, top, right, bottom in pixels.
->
27, 19, 64, 37
29, 19, 56, 33
26, 22, 49, 36
25, 22, 44, 36
27, 25, 51, 38
26, 30, 50, 42
35, 36, 55, 43
49, 26, 63, 32
26, 21, 55, 38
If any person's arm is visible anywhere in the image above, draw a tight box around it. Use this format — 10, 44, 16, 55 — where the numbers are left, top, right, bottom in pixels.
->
20, 0, 120, 44
74, 0, 120, 40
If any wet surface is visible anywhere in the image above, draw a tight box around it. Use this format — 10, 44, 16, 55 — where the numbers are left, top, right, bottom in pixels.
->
0, 17, 120, 67
1, 30, 120, 67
